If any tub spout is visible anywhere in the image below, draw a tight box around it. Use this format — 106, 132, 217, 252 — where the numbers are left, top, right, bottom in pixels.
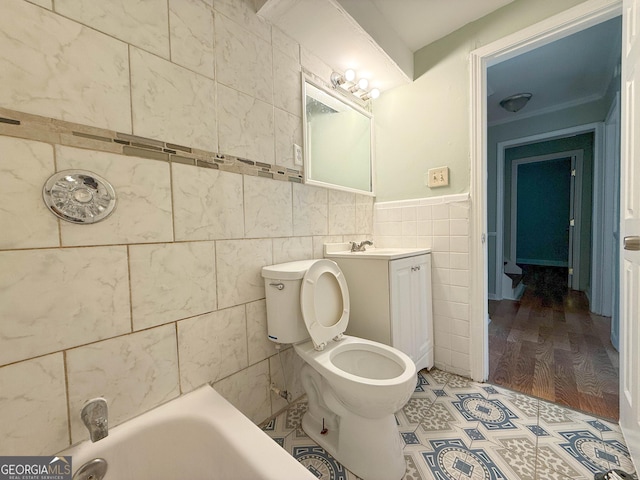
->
81, 398, 108, 443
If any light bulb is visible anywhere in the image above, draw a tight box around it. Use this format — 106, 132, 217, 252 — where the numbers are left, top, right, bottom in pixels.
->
344, 69, 356, 82
357, 78, 369, 90
369, 88, 380, 99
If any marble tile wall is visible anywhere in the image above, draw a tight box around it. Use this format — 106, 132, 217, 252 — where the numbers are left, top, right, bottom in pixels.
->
0, 0, 374, 456
374, 194, 472, 377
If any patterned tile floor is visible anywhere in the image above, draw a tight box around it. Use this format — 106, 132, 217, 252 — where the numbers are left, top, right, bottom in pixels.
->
260, 369, 636, 480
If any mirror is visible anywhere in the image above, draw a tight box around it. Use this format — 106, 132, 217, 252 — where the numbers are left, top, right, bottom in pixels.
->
302, 75, 374, 195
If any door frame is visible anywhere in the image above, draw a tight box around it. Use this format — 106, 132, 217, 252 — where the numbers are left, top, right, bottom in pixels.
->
469, 0, 622, 382
491, 125, 601, 299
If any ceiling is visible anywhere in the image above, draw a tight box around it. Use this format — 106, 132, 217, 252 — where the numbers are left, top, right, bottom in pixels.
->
487, 17, 622, 125
363, 0, 515, 52
257, 0, 621, 124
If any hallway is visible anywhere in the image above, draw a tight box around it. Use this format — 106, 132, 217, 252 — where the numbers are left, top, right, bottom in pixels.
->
488, 266, 619, 420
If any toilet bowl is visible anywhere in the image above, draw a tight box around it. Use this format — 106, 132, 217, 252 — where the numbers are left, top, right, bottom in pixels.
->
262, 259, 417, 480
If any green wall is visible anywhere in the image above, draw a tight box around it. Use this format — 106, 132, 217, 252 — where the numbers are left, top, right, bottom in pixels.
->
373, 0, 591, 202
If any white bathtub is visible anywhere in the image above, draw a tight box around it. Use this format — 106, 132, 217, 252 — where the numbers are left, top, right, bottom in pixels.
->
59, 385, 315, 480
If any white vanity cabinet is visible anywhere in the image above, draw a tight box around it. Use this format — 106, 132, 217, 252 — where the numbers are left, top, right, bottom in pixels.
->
326, 248, 434, 372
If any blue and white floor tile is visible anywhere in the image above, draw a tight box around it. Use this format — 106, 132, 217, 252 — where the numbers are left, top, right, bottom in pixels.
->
260, 369, 636, 480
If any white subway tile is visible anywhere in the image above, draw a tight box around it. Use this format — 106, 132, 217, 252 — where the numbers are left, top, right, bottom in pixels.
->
0, 354, 68, 455
216, 239, 273, 308
214, 0, 271, 43
244, 175, 293, 238
273, 237, 313, 264
56, 146, 173, 246
450, 219, 469, 236
218, 84, 275, 164
178, 306, 248, 391
169, 0, 215, 78
450, 252, 470, 270
273, 50, 302, 117
450, 236, 470, 253
0, 1, 131, 131
0, 137, 59, 249
129, 241, 217, 330
55, 0, 170, 58
293, 183, 328, 236
66, 324, 179, 443
172, 163, 244, 241
432, 204, 450, 219
433, 219, 450, 236
130, 47, 217, 151
246, 300, 278, 365
213, 359, 271, 424
328, 190, 356, 235
275, 108, 303, 169
215, 13, 273, 103
0, 246, 130, 366
401, 206, 417, 221
269, 346, 305, 413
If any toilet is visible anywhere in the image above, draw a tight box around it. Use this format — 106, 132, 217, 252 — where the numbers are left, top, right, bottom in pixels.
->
262, 259, 416, 480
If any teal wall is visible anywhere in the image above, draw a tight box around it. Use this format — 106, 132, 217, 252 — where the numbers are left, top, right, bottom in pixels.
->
504, 133, 594, 290
515, 157, 571, 265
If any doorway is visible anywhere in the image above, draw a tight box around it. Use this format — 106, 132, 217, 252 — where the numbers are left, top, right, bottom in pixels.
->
468, 0, 622, 415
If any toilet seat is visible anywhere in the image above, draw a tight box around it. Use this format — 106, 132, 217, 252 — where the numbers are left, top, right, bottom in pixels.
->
300, 260, 350, 350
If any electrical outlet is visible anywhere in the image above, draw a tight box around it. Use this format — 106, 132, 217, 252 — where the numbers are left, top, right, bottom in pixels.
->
426, 167, 449, 188
293, 144, 303, 166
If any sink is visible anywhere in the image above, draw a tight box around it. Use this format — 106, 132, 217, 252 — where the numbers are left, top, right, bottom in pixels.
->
323, 243, 430, 260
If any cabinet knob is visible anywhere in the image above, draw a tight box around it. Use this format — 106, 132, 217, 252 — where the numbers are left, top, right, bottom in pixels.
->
411, 265, 421, 272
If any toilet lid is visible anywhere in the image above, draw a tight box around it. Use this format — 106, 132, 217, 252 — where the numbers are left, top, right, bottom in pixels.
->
300, 260, 350, 348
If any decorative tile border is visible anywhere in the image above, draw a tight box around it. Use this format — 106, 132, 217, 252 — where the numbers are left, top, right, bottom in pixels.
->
0, 107, 303, 183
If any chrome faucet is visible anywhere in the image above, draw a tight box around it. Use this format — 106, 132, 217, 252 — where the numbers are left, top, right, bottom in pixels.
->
350, 240, 373, 252
81, 398, 108, 442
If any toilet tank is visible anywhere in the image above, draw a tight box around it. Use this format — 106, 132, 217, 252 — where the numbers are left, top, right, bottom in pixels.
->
261, 260, 318, 344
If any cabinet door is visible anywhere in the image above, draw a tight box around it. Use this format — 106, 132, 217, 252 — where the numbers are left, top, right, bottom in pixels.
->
411, 254, 432, 367
389, 254, 433, 369
389, 257, 414, 358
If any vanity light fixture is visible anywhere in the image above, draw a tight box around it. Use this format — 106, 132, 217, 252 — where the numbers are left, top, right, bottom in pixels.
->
330, 69, 356, 88
349, 77, 369, 93
499, 92, 532, 112
361, 88, 380, 101
330, 70, 380, 101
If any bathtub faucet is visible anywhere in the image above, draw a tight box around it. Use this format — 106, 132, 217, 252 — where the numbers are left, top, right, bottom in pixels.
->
81, 397, 109, 442
350, 240, 373, 252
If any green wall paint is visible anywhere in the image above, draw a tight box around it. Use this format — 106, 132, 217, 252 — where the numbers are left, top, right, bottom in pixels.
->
373, 0, 591, 202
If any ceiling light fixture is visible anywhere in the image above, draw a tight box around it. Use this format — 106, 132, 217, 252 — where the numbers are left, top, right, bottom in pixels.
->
499, 93, 532, 113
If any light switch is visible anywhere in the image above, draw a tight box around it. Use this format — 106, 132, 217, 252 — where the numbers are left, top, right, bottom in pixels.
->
426, 167, 449, 188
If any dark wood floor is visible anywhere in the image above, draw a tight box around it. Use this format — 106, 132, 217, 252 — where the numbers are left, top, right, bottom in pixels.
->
488, 265, 619, 420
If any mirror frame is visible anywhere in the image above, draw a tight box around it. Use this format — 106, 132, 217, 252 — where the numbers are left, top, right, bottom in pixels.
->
302, 73, 375, 196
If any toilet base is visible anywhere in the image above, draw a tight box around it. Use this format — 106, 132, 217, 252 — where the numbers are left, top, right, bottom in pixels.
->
301, 405, 406, 480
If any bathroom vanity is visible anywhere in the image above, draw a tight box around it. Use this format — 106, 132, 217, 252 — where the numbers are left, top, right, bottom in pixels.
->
324, 244, 434, 372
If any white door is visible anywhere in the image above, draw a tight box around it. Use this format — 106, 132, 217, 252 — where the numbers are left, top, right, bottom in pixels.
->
619, 0, 640, 465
